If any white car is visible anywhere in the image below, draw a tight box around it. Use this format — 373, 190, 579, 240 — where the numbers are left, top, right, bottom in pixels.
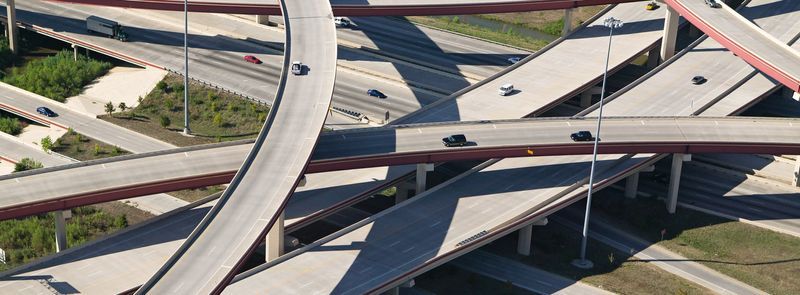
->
507, 57, 521, 64
291, 61, 303, 75
499, 83, 514, 96
334, 17, 351, 27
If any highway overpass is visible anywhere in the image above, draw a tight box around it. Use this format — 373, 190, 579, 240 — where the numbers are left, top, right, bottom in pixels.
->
48, 0, 639, 15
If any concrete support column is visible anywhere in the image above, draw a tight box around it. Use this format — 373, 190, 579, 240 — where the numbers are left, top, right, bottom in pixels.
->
783, 87, 800, 101
265, 212, 284, 261
72, 44, 78, 61
395, 182, 413, 204
667, 154, 691, 214
660, 5, 679, 62
792, 157, 800, 187
688, 25, 701, 38
6, 0, 18, 54
416, 163, 434, 195
516, 218, 548, 256
54, 210, 70, 252
625, 172, 639, 199
580, 86, 602, 108
561, 8, 574, 36
646, 46, 660, 69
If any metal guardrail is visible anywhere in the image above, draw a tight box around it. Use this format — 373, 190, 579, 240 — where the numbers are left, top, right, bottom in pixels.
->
162, 68, 268, 107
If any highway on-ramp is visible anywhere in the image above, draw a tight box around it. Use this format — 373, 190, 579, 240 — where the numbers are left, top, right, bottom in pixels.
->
134, 0, 338, 292
664, 0, 800, 92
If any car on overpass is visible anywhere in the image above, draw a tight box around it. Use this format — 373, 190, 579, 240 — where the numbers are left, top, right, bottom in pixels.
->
367, 89, 387, 98
705, 0, 721, 8
36, 106, 57, 117
244, 55, 262, 64
291, 61, 303, 75
442, 134, 468, 147
570, 130, 593, 142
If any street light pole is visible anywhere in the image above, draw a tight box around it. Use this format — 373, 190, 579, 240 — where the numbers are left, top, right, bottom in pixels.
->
182, 0, 191, 135
572, 17, 623, 269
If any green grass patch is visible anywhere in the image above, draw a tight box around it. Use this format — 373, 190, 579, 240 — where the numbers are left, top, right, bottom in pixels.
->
3, 50, 112, 102
595, 190, 800, 294
52, 129, 130, 161
407, 16, 549, 51
0, 206, 129, 271
102, 74, 269, 146
483, 221, 712, 294
474, 6, 606, 37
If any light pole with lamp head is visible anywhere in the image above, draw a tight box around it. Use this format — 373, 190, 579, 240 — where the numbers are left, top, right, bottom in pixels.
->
571, 16, 623, 269
182, 0, 191, 135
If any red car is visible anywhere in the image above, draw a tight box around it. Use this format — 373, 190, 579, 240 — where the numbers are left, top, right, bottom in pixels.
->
244, 55, 262, 64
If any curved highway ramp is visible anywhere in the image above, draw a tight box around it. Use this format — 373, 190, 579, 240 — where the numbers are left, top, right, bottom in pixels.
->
134, 0, 337, 293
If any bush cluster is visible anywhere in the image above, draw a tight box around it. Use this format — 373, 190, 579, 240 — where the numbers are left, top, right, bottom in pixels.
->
4, 50, 112, 102
0, 207, 127, 269
0, 116, 22, 135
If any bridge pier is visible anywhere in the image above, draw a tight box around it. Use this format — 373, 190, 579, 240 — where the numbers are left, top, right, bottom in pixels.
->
793, 157, 800, 187
395, 182, 414, 204
416, 163, 434, 196
255, 15, 279, 26
72, 44, 78, 61
561, 8, 574, 36
660, 4, 679, 61
516, 218, 548, 256
783, 87, 800, 101
265, 212, 284, 261
385, 280, 414, 295
647, 46, 661, 69
580, 86, 602, 108
6, 0, 18, 54
667, 153, 691, 214
54, 210, 71, 252
624, 172, 640, 199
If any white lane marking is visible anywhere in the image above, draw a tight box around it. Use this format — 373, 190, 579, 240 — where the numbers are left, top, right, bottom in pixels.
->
641, 120, 645, 125
493, 124, 497, 129
389, 240, 401, 247
417, 128, 422, 134
566, 122, 571, 126
402, 246, 415, 253
429, 221, 441, 228
184, 152, 189, 157
14, 179, 19, 183
359, 266, 373, 274
341, 134, 346, 139
101, 164, 106, 169
715, 121, 719, 125
17, 285, 33, 292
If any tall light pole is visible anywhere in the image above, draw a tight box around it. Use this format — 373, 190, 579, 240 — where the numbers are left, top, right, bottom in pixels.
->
182, 0, 191, 135
572, 16, 623, 269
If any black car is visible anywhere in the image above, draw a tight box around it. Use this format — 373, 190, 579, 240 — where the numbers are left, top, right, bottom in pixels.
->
570, 131, 593, 142
36, 106, 57, 117
442, 134, 468, 147
691, 75, 707, 85
367, 89, 387, 98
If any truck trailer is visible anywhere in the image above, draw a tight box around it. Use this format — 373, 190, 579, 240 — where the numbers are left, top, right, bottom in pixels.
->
86, 16, 129, 41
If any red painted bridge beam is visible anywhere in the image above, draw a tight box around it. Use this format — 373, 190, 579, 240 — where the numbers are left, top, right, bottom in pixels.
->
664, 0, 800, 92
45, 0, 639, 16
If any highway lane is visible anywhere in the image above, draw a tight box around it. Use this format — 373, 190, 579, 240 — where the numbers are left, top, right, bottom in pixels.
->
135, 0, 338, 292
397, 3, 666, 123
3, 0, 441, 121
0, 133, 73, 167
665, 0, 800, 92
587, 0, 800, 118
6, 116, 800, 220
227, 1, 799, 291
0, 85, 173, 153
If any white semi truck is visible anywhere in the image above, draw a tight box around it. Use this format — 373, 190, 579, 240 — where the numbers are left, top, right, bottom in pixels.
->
86, 16, 129, 42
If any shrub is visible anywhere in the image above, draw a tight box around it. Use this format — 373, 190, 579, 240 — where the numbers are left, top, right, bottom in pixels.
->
118, 102, 127, 112
164, 99, 175, 112
0, 116, 22, 135
213, 113, 223, 127
14, 158, 43, 172
93, 143, 101, 156
104, 101, 115, 117
156, 80, 167, 91
159, 115, 170, 128
40, 136, 53, 153
3, 51, 112, 102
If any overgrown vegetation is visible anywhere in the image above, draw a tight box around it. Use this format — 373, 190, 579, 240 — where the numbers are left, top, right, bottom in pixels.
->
168, 185, 225, 203
102, 74, 270, 146
0, 37, 16, 75
407, 16, 549, 51
0, 115, 23, 135
3, 50, 112, 102
52, 128, 129, 161
13, 157, 43, 172
476, 6, 606, 37
0, 207, 128, 271
595, 190, 800, 294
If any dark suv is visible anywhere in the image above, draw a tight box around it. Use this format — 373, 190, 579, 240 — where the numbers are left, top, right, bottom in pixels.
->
704, 0, 721, 8
442, 134, 468, 147
36, 106, 57, 117
570, 131, 593, 142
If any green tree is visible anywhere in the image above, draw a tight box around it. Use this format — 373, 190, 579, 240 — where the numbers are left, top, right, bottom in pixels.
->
104, 101, 115, 117
113, 215, 128, 228
40, 136, 53, 153
159, 115, 171, 128
14, 158, 43, 172
93, 143, 101, 156
0, 117, 22, 135
3, 51, 111, 102
118, 102, 127, 113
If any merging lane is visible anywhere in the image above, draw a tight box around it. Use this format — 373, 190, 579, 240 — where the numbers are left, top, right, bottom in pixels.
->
135, 0, 338, 292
